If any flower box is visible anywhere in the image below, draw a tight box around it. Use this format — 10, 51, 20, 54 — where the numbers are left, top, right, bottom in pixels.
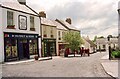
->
30, 28, 35, 31
44, 34, 47, 37
7, 25, 15, 29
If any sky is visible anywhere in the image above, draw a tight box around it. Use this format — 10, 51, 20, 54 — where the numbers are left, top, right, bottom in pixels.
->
27, 0, 119, 40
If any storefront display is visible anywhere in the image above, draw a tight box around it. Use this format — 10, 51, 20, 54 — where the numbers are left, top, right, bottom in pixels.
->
4, 32, 39, 62
42, 39, 56, 57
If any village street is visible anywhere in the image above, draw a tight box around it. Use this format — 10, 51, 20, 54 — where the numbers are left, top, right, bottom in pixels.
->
2, 52, 114, 78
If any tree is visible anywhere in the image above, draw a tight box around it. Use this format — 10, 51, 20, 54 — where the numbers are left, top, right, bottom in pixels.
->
93, 36, 97, 42
98, 36, 104, 39
63, 31, 84, 54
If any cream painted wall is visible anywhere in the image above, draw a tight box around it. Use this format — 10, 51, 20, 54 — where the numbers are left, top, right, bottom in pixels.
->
42, 25, 57, 39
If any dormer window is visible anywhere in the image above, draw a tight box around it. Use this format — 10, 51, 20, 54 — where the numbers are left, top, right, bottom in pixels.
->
30, 16, 35, 31
7, 11, 15, 29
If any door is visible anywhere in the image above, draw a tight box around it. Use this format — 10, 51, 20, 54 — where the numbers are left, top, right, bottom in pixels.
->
18, 40, 24, 59
18, 39, 29, 60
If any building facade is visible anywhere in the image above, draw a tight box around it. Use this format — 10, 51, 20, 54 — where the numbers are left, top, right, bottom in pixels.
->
82, 37, 96, 53
39, 12, 57, 57
96, 37, 118, 52
96, 38, 107, 51
55, 21, 68, 56
0, 0, 41, 62
55, 18, 80, 56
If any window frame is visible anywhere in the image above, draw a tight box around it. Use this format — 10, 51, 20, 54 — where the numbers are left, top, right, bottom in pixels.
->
18, 15, 27, 30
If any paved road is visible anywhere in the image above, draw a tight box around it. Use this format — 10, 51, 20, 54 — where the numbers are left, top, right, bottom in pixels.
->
2, 52, 114, 78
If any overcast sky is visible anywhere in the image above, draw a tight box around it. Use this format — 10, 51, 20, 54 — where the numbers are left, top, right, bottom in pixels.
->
27, 0, 119, 39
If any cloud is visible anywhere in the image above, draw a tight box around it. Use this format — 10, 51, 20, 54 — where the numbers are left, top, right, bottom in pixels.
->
27, 0, 119, 39
46, 0, 118, 39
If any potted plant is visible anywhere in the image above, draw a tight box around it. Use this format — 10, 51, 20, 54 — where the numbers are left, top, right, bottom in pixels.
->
34, 55, 39, 60
7, 25, 15, 29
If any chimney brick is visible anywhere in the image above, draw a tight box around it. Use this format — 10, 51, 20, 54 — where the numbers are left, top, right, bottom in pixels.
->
18, 0, 26, 5
39, 11, 46, 18
66, 18, 72, 24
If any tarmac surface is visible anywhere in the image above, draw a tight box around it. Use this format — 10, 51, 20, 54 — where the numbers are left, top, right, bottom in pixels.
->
2, 52, 114, 78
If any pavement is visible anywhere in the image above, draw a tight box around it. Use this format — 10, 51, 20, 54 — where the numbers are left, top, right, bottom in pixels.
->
101, 54, 120, 79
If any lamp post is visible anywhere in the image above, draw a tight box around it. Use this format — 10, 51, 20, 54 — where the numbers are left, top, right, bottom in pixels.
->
107, 36, 111, 60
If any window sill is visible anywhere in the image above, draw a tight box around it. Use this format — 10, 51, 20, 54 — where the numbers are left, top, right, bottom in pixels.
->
43, 34, 47, 37
51, 35, 54, 38
7, 25, 15, 29
30, 28, 35, 31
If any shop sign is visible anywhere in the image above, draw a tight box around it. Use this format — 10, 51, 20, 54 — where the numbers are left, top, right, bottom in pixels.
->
4, 33, 38, 38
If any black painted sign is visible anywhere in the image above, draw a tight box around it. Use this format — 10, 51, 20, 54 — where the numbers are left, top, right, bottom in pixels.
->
4, 33, 38, 38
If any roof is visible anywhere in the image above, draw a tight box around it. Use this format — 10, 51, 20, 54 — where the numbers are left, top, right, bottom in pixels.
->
96, 38, 107, 44
1, 0, 37, 16
54, 21, 67, 30
41, 18, 57, 27
56, 19, 80, 31
83, 37, 96, 47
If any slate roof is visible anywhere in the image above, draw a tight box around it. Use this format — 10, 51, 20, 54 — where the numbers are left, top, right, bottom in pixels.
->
83, 37, 96, 47
56, 19, 80, 31
96, 38, 107, 44
1, 0, 37, 15
54, 21, 67, 30
41, 18, 68, 31
41, 18, 56, 27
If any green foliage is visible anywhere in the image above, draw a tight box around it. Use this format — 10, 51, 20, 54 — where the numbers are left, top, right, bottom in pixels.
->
93, 36, 97, 42
97, 36, 104, 39
63, 31, 84, 52
111, 50, 120, 58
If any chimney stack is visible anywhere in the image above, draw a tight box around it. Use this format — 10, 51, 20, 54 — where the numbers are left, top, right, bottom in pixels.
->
18, 0, 26, 5
39, 11, 46, 18
66, 18, 72, 24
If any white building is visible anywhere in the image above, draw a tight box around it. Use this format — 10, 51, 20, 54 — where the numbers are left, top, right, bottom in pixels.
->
0, 0, 41, 62
96, 37, 118, 52
82, 37, 96, 53
96, 38, 107, 51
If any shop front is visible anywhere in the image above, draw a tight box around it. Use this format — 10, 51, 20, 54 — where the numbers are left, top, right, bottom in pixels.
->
42, 39, 56, 57
4, 32, 39, 62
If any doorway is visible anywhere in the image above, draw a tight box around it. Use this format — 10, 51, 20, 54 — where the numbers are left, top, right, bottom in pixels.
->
18, 39, 29, 60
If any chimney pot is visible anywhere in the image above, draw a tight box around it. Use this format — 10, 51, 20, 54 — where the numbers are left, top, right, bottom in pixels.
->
18, 0, 26, 5
66, 18, 72, 24
39, 11, 46, 18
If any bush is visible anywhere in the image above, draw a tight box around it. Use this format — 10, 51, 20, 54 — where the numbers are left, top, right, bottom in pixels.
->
111, 50, 120, 58
34, 56, 39, 60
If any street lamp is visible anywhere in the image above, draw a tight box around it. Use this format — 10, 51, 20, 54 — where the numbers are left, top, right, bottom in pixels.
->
107, 36, 111, 60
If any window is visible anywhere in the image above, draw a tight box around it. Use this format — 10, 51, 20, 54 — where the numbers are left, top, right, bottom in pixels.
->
30, 16, 35, 31
7, 11, 14, 29
29, 39, 37, 55
19, 15, 27, 30
43, 26, 47, 37
5, 39, 18, 59
50, 27, 53, 38
58, 31, 61, 40
103, 45, 106, 49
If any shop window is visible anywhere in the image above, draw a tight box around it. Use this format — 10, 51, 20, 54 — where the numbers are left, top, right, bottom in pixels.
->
5, 39, 18, 59
7, 11, 15, 29
29, 39, 37, 55
30, 16, 35, 31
